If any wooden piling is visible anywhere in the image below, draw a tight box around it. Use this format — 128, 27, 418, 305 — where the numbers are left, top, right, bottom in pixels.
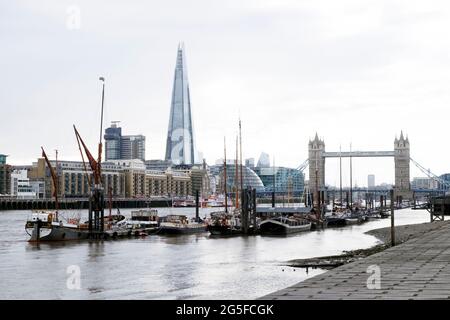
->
390, 189, 395, 246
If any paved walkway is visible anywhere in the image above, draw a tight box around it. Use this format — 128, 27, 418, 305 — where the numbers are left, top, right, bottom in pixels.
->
261, 223, 450, 300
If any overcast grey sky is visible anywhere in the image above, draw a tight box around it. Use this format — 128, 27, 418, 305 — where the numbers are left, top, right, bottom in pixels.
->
1, 0, 449, 187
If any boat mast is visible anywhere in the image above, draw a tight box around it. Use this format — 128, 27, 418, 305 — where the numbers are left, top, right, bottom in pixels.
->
235, 135, 239, 209
72, 76, 106, 236
273, 156, 276, 207
239, 119, 243, 196
223, 136, 228, 213
55, 149, 59, 220
339, 145, 342, 205
349, 143, 353, 210
272, 155, 275, 208
108, 187, 112, 219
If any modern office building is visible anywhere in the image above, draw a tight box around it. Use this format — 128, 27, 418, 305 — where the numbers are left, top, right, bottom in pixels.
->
104, 121, 122, 160
254, 166, 304, 193
210, 160, 265, 193
439, 173, 450, 190
245, 158, 255, 169
120, 135, 145, 160
257, 152, 271, 168
411, 177, 438, 190
145, 159, 173, 171
10, 169, 36, 199
165, 43, 196, 165
104, 122, 146, 161
0, 154, 11, 196
368, 174, 375, 188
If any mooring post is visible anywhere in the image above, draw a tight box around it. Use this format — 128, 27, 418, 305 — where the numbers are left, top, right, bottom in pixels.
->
241, 189, 248, 234
195, 190, 200, 222
272, 190, 275, 208
430, 197, 434, 222
252, 188, 257, 231
317, 190, 321, 214
321, 190, 325, 219
346, 191, 349, 208
442, 196, 445, 221
379, 195, 383, 214
88, 190, 93, 236
332, 191, 335, 210
390, 189, 395, 246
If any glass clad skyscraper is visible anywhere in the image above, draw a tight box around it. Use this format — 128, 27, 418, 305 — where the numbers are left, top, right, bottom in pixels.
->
165, 43, 196, 165
104, 122, 145, 161
104, 122, 122, 160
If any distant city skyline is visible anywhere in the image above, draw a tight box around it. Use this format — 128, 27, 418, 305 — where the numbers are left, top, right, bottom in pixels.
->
2, 1, 450, 187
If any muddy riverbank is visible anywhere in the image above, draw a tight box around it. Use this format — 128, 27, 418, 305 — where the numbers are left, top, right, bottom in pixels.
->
286, 220, 450, 269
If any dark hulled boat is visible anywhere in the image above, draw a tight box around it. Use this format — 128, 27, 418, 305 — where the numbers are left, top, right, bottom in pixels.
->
259, 216, 311, 235
207, 211, 242, 236
159, 215, 207, 234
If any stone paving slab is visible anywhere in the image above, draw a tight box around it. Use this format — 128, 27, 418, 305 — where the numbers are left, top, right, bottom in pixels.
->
260, 222, 450, 300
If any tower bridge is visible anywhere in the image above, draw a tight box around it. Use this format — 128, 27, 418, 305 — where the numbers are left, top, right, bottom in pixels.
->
308, 131, 412, 200
323, 151, 395, 158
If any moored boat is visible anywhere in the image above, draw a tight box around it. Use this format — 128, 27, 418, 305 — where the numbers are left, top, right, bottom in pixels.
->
207, 210, 242, 236
127, 209, 159, 234
25, 211, 126, 241
259, 216, 311, 235
325, 214, 347, 227
344, 217, 359, 225
159, 214, 206, 234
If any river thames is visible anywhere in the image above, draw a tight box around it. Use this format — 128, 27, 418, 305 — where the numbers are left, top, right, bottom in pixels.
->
0, 207, 429, 299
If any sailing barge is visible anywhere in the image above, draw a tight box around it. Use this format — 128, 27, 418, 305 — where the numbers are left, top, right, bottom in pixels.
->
25, 77, 151, 242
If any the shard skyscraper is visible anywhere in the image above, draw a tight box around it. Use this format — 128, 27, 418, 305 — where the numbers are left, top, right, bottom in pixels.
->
165, 43, 196, 165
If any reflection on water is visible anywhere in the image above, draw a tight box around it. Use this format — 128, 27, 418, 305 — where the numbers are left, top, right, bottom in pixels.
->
0, 207, 429, 299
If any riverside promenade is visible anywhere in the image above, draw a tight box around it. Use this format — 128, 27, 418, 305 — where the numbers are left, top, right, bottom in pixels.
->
261, 222, 450, 300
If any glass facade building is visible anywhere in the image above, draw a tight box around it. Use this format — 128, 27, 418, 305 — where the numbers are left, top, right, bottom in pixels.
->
0, 154, 7, 165
257, 152, 271, 168
104, 123, 122, 160
0, 154, 10, 195
210, 164, 265, 193
104, 123, 145, 161
120, 135, 145, 161
254, 166, 304, 194
165, 43, 196, 165
439, 173, 450, 190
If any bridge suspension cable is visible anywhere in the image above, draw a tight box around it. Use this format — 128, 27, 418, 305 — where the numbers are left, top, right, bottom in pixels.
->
297, 159, 309, 172
410, 157, 450, 189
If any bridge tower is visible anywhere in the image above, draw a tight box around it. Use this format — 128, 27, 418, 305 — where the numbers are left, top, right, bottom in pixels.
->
394, 131, 412, 200
308, 133, 326, 198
